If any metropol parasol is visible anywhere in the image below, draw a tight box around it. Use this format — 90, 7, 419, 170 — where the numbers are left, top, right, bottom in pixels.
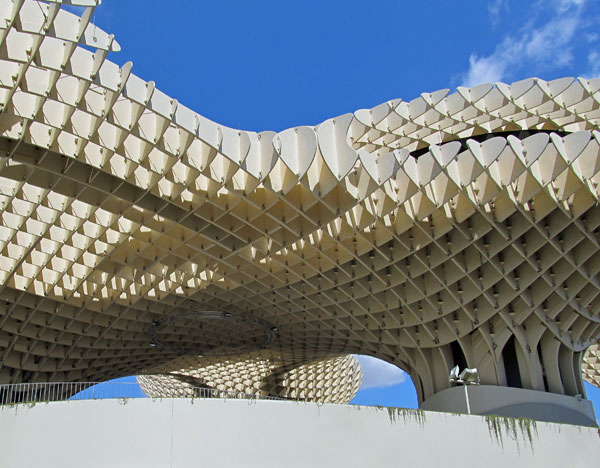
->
1, 0, 600, 423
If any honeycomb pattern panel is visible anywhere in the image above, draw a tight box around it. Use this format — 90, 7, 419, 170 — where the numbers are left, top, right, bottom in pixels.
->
0, 0, 597, 406
582, 344, 600, 388
137, 353, 362, 404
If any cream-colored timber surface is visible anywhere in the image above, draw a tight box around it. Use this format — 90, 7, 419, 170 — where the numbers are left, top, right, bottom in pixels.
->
583, 343, 600, 388
137, 353, 362, 404
0, 0, 599, 406
1, 398, 598, 468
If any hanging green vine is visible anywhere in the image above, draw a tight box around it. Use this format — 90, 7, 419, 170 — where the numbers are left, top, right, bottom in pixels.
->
485, 414, 537, 452
386, 407, 427, 427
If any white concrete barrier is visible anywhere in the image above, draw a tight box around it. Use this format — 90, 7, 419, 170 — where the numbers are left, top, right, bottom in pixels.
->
1, 398, 598, 468
421, 385, 597, 426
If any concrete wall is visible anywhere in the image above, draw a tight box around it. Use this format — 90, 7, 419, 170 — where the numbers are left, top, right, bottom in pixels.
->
421, 385, 597, 426
0, 398, 598, 468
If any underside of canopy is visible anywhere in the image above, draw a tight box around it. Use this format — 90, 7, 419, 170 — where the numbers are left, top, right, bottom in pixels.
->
0, 0, 599, 404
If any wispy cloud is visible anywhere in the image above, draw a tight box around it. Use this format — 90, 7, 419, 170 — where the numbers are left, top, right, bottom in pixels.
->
355, 355, 407, 389
555, 0, 586, 13
488, 0, 507, 24
584, 50, 600, 79
461, 0, 596, 87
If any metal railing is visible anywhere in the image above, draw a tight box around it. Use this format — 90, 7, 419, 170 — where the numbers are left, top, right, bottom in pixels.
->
0, 381, 289, 406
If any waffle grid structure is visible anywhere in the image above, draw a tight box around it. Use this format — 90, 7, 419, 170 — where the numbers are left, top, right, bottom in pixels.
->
137, 354, 362, 404
0, 0, 599, 405
582, 343, 600, 388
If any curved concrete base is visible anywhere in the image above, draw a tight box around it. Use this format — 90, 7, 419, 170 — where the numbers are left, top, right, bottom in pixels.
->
1, 398, 599, 468
421, 385, 597, 426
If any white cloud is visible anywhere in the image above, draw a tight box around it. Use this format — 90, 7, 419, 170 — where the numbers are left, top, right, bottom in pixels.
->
461, 0, 594, 87
488, 0, 507, 24
464, 52, 508, 87
584, 51, 600, 79
555, 0, 586, 13
355, 355, 407, 389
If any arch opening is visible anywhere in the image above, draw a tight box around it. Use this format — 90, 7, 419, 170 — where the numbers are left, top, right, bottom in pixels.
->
502, 336, 523, 389
350, 355, 418, 409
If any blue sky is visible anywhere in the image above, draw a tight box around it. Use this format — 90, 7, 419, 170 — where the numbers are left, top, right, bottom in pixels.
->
350, 356, 417, 408
72, 0, 600, 416
77, 0, 600, 132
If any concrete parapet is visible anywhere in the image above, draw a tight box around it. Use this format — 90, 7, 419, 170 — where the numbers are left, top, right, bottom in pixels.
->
1, 398, 598, 467
421, 385, 597, 426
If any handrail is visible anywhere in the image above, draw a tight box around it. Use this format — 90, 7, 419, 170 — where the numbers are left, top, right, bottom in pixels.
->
0, 381, 289, 406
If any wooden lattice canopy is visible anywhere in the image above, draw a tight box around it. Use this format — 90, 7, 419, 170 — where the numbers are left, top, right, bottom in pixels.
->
0, 0, 599, 404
